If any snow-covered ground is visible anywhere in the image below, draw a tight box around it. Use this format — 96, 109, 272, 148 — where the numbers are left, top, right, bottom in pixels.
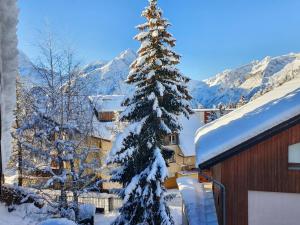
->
0, 189, 182, 225
95, 189, 182, 225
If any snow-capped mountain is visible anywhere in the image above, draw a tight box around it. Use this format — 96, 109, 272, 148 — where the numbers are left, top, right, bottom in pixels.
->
77, 49, 137, 95
191, 53, 300, 107
19, 50, 300, 108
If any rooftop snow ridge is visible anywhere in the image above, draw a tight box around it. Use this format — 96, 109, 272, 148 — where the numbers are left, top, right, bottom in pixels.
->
89, 95, 125, 112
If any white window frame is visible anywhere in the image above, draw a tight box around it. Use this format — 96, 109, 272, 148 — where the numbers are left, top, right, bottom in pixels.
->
169, 134, 177, 145
288, 142, 300, 170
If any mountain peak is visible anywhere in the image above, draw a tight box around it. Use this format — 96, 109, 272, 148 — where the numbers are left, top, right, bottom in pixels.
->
82, 60, 108, 73
116, 49, 137, 64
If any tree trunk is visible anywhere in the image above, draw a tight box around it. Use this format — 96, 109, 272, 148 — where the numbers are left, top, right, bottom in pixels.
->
17, 141, 22, 186
58, 154, 68, 211
70, 159, 79, 222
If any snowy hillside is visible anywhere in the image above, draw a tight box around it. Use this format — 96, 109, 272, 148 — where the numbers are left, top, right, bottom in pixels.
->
195, 53, 300, 106
19, 50, 300, 107
77, 49, 137, 96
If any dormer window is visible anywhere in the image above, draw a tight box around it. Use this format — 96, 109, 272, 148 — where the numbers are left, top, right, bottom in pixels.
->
163, 133, 178, 145
288, 142, 300, 170
169, 134, 178, 145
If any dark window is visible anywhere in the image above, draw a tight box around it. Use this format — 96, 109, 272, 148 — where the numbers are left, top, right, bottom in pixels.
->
98, 112, 116, 122
168, 133, 178, 145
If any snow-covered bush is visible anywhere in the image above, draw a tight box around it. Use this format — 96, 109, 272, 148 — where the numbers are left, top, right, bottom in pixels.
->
0, 185, 43, 208
39, 218, 77, 225
77, 203, 96, 224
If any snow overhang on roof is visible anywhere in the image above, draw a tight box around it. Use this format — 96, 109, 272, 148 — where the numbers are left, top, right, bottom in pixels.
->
195, 77, 300, 168
89, 95, 125, 112
193, 108, 234, 112
178, 112, 204, 157
91, 117, 116, 141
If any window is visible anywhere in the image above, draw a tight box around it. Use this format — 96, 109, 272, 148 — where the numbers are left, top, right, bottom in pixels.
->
288, 143, 300, 170
162, 133, 178, 145
98, 111, 116, 122
169, 134, 178, 145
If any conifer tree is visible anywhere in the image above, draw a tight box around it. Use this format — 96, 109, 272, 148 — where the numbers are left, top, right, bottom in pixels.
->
107, 0, 193, 224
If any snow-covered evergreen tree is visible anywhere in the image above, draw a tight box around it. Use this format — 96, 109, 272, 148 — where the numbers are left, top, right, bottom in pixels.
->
107, 0, 192, 224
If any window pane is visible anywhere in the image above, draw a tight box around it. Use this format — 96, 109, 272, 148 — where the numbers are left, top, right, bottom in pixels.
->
288, 143, 300, 163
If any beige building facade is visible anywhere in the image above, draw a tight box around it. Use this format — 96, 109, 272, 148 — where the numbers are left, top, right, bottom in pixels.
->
89, 95, 233, 189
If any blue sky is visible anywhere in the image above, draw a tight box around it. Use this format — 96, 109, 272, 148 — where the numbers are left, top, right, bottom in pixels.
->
18, 0, 300, 80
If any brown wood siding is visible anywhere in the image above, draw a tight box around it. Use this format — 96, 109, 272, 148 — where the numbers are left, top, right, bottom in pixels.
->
211, 122, 300, 225
211, 164, 223, 224
204, 111, 210, 124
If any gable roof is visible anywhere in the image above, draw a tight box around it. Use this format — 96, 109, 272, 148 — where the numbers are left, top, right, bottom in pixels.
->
195, 77, 300, 168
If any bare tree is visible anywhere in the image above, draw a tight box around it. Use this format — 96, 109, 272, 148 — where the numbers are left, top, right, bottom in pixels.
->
15, 32, 101, 222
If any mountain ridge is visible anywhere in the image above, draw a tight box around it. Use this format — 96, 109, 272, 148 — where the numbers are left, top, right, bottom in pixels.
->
18, 50, 300, 108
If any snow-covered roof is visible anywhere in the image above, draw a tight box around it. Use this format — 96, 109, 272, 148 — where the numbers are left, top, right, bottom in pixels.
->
179, 113, 204, 156
88, 94, 205, 152
89, 95, 125, 112
193, 108, 232, 112
195, 77, 300, 167
91, 116, 116, 140
91, 115, 126, 141
176, 177, 218, 225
